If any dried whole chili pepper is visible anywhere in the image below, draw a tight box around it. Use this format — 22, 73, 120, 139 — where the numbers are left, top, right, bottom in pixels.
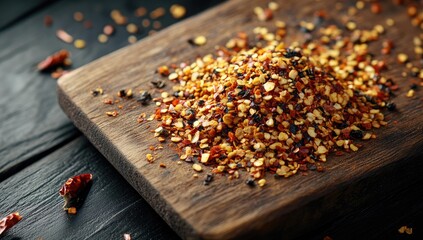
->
59, 173, 93, 214
0, 212, 22, 235
37, 49, 70, 72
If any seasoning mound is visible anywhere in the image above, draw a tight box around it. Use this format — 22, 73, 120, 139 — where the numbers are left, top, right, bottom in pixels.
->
152, 28, 391, 181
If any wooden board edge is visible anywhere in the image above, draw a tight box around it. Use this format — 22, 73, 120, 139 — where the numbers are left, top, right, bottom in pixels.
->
57, 77, 423, 240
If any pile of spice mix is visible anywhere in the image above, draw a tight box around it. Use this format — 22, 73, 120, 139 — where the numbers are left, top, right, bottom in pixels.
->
151, 21, 399, 184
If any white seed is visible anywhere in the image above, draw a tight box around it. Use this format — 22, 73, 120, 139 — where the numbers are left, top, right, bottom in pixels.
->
263, 81, 275, 92
201, 153, 210, 163
192, 163, 202, 172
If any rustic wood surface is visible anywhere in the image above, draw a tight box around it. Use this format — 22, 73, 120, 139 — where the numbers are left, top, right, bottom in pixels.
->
57, 0, 423, 239
0, 0, 222, 239
1, 0, 422, 239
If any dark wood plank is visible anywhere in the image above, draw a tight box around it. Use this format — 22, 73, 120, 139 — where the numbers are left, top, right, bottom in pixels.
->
0, 0, 225, 180
0, 137, 179, 240
0, 0, 57, 31
57, 0, 423, 239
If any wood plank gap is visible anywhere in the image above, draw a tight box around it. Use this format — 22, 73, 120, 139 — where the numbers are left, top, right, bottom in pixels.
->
0, 130, 80, 182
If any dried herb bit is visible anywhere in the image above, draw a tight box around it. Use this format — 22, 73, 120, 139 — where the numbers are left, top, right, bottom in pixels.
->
59, 173, 93, 214
137, 91, 152, 105
0, 212, 22, 235
188, 36, 207, 46
37, 49, 71, 72
151, 80, 166, 89
91, 88, 104, 96
203, 173, 214, 185
117, 89, 133, 98
350, 130, 364, 139
245, 178, 255, 187
386, 102, 396, 111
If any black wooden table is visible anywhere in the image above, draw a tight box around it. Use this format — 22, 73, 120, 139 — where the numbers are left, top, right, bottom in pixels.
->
0, 0, 421, 239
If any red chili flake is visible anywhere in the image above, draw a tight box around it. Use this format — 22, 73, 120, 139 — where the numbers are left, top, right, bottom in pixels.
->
51, 69, 70, 79
371, 2, 382, 14
103, 99, 114, 105
59, 173, 93, 214
44, 15, 53, 27
0, 212, 22, 235
37, 49, 70, 72
83, 20, 93, 29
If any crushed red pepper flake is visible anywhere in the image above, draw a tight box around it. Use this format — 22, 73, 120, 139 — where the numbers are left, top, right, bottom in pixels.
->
150, 7, 165, 19
37, 49, 71, 71
0, 212, 22, 235
59, 173, 93, 214
44, 15, 53, 27
149, 21, 396, 184
106, 111, 119, 117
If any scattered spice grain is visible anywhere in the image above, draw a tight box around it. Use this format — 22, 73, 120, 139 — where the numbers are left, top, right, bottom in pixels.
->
170, 4, 186, 19
142, 19, 150, 28
106, 111, 119, 117
74, 39, 86, 49
91, 88, 103, 96
103, 24, 115, 36
98, 34, 108, 43
111, 10, 127, 25
398, 225, 413, 235
135, 7, 147, 17
192, 163, 202, 172
44, 15, 53, 27
73, 11, 84, 22
128, 35, 137, 44
56, 29, 74, 43
203, 173, 214, 185
126, 23, 138, 34
150, 7, 165, 19
397, 53, 409, 63
153, 21, 161, 30
83, 20, 93, 29
188, 35, 207, 46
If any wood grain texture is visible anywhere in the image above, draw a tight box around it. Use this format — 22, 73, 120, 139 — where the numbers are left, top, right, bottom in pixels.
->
58, 0, 423, 239
0, 137, 179, 240
0, 0, 224, 180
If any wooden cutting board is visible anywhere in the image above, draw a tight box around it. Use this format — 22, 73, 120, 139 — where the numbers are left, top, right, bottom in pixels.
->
58, 0, 423, 239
